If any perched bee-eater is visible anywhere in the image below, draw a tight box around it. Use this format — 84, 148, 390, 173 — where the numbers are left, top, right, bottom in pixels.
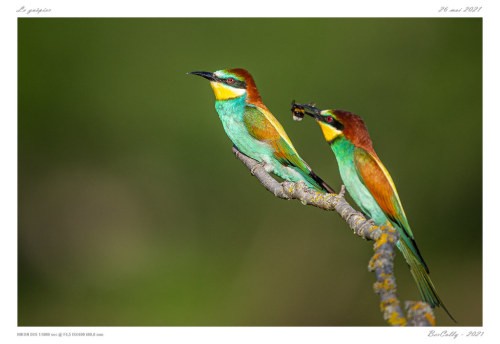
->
188, 69, 334, 193
291, 102, 454, 321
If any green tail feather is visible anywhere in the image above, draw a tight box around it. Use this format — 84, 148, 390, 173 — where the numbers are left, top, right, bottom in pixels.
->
397, 239, 456, 323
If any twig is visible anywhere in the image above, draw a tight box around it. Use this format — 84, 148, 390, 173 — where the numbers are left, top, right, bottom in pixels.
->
232, 147, 435, 326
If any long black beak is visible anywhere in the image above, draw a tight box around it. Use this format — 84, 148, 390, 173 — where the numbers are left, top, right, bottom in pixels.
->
291, 100, 323, 121
187, 71, 216, 81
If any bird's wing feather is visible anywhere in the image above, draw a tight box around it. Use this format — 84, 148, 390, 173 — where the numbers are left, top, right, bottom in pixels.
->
243, 105, 312, 174
352, 147, 414, 239
353, 147, 431, 271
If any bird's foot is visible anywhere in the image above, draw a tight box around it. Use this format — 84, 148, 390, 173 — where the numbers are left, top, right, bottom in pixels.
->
332, 184, 346, 205
364, 218, 376, 227
338, 184, 346, 198
251, 161, 270, 175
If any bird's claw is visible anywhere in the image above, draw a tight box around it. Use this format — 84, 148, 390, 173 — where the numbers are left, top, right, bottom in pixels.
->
365, 218, 376, 227
338, 184, 346, 198
251, 161, 267, 175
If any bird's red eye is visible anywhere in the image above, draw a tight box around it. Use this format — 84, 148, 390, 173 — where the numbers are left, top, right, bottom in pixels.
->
227, 78, 235, 84
327, 116, 334, 123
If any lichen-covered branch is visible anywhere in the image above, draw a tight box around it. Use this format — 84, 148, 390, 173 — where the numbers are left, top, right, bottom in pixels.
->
368, 225, 407, 326
232, 147, 435, 326
406, 301, 436, 326
233, 147, 379, 240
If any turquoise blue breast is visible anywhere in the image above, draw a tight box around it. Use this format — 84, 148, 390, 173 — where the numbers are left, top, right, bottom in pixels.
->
214, 98, 272, 162
331, 137, 388, 225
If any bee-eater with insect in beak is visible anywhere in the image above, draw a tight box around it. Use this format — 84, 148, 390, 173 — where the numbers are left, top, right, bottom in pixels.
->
291, 102, 455, 322
188, 69, 334, 193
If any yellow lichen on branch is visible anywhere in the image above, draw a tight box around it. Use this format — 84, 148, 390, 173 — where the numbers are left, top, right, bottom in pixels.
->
370, 227, 407, 326
406, 301, 436, 326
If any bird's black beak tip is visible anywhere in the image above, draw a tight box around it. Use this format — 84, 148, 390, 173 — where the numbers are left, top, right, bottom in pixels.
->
291, 102, 322, 121
187, 71, 215, 81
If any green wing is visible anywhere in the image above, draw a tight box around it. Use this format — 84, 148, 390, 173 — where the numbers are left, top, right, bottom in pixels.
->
243, 105, 313, 175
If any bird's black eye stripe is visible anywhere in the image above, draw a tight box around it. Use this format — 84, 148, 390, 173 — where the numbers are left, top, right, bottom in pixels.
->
333, 120, 344, 131
323, 116, 344, 131
213, 76, 246, 89
225, 78, 246, 89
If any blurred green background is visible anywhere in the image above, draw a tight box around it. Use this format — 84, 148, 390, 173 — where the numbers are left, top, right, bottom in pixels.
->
18, 18, 481, 326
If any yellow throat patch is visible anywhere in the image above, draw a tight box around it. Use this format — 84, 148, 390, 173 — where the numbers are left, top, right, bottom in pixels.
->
210, 81, 246, 100
318, 121, 342, 142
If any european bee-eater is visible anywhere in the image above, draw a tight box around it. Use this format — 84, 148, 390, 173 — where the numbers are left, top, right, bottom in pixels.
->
188, 69, 334, 193
291, 102, 455, 321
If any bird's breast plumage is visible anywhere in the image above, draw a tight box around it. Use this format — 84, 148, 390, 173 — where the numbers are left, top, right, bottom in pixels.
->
214, 98, 273, 162
331, 137, 388, 225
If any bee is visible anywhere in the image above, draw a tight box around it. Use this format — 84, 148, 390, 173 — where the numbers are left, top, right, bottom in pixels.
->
291, 100, 317, 121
